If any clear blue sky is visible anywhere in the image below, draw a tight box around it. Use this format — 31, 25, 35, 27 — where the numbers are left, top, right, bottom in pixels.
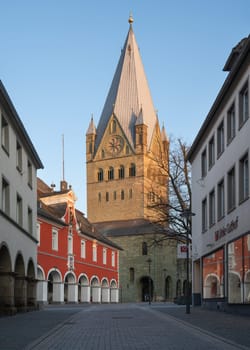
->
1, 1, 249, 214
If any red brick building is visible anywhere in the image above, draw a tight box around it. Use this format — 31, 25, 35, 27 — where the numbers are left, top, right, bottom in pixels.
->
36, 178, 121, 304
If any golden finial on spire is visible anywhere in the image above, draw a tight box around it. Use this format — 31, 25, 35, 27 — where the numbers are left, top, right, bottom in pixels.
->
128, 13, 134, 25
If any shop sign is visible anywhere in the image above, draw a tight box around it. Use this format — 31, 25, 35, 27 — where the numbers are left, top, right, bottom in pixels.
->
177, 244, 192, 258
214, 216, 238, 241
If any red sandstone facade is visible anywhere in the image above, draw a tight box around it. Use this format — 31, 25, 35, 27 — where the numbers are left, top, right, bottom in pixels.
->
36, 178, 120, 304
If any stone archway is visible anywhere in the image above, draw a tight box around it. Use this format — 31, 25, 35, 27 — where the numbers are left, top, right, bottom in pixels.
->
37, 266, 47, 304
79, 274, 90, 303
91, 276, 101, 303
64, 272, 77, 303
14, 253, 26, 310
101, 278, 109, 303
0, 244, 15, 312
47, 269, 63, 303
140, 276, 154, 302
165, 276, 172, 301
27, 259, 36, 308
110, 280, 118, 303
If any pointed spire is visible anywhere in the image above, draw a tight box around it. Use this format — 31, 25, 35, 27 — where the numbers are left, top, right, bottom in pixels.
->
95, 16, 158, 151
135, 106, 145, 125
86, 115, 96, 135
161, 124, 169, 142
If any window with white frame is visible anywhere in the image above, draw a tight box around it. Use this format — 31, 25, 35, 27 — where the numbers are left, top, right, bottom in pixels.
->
52, 229, 58, 251
111, 251, 115, 267
228, 166, 236, 211
92, 242, 97, 262
217, 121, 224, 157
209, 189, 215, 227
202, 197, 207, 232
1, 114, 9, 153
103, 247, 107, 265
2, 177, 10, 215
68, 235, 73, 254
239, 81, 249, 127
81, 240, 86, 258
217, 179, 225, 220
201, 148, 207, 178
227, 103, 236, 144
208, 135, 215, 168
239, 152, 249, 202
16, 193, 23, 226
16, 140, 22, 172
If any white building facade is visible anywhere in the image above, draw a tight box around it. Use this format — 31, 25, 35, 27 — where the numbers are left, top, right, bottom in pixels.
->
0, 81, 43, 314
188, 35, 250, 312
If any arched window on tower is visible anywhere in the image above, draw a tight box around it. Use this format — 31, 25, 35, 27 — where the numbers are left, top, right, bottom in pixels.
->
129, 163, 136, 177
97, 168, 104, 182
121, 190, 125, 200
118, 165, 125, 179
108, 166, 114, 180
142, 242, 148, 255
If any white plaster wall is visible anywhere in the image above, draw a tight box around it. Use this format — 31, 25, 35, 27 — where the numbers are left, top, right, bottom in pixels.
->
191, 65, 250, 260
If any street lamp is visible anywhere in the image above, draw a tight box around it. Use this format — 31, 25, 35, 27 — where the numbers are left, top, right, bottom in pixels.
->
146, 258, 152, 305
180, 208, 195, 314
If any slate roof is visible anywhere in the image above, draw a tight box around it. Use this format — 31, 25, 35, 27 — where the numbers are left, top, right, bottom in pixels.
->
37, 200, 67, 227
94, 18, 158, 152
75, 210, 122, 250
37, 178, 122, 250
94, 219, 164, 237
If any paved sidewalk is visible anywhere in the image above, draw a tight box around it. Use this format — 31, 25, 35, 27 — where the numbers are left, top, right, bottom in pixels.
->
0, 303, 249, 349
147, 303, 250, 349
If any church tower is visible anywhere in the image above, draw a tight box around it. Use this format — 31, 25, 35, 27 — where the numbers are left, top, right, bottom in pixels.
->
86, 16, 175, 303
86, 15, 169, 224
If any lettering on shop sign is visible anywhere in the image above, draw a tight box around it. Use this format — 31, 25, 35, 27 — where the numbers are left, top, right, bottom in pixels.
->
214, 216, 238, 241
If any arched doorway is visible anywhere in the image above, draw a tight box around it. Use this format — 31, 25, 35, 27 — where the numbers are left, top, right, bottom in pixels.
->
91, 276, 101, 303
27, 259, 36, 308
0, 244, 14, 310
228, 272, 241, 303
64, 272, 77, 303
165, 276, 172, 301
176, 279, 181, 297
79, 274, 90, 303
101, 278, 109, 303
14, 253, 26, 309
47, 269, 63, 303
37, 266, 47, 304
140, 276, 154, 302
110, 280, 118, 303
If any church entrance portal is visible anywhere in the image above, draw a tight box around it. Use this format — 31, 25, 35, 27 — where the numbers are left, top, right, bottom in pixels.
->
140, 276, 154, 302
